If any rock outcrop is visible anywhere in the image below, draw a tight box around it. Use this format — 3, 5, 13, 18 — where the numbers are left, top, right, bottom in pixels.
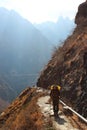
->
37, 1, 87, 118
75, 0, 87, 25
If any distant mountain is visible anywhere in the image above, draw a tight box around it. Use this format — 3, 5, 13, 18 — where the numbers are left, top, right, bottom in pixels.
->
0, 98, 9, 113
0, 77, 15, 112
34, 16, 75, 44
0, 7, 53, 101
0, 78, 17, 101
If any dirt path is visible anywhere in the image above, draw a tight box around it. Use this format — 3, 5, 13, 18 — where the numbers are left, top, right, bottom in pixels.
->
37, 95, 79, 130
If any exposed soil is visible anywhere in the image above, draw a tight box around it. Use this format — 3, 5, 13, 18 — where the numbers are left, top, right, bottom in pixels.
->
37, 0, 87, 119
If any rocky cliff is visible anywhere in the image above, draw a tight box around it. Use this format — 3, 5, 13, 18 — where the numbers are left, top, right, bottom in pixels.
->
37, 1, 87, 118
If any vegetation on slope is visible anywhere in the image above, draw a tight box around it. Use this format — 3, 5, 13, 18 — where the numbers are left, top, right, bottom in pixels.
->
0, 87, 47, 130
37, 1, 87, 118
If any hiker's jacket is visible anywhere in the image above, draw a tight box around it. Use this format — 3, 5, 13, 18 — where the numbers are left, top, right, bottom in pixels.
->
50, 87, 60, 103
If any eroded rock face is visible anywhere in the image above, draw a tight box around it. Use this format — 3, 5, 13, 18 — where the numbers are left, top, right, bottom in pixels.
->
75, 1, 87, 25
37, 2, 87, 118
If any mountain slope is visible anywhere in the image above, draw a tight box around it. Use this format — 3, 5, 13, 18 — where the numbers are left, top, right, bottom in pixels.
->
37, 1, 87, 118
0, 87, 86, 130
0, 7, 53, 99
0, 87, 47, 130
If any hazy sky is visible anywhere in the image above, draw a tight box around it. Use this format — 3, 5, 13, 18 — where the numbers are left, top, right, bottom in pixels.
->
0, 0, 85, 23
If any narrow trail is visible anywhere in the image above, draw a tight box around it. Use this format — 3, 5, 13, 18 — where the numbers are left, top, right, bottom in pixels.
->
37, 95, 80, 130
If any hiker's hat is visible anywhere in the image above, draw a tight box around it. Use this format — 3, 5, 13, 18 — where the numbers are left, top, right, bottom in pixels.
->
50, 85, 61, 90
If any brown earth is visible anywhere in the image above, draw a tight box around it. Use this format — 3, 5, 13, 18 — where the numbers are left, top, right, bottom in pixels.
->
0, 1, 87, 130
0, 87, 86, 130
0, 87, 46, 130
37, 1, 87, 118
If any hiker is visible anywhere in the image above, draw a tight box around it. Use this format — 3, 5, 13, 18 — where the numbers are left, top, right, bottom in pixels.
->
50, 85, 60, 117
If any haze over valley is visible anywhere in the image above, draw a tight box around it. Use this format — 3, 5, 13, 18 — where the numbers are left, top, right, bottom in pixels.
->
0, 7, 74, 108
35, 16, 75, 44
0, 7, 53, 103
0, 1, 87, 129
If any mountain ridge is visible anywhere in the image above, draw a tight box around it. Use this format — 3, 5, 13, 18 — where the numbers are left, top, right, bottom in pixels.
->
34, 16, 75, 44
0, 7, 53, 104
0, 2, 87, 129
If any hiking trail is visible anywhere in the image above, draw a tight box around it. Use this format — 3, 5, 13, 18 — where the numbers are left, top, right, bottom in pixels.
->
37, 89, 86, 130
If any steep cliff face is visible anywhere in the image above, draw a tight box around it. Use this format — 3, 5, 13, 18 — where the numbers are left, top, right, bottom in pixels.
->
37, 1, 87, 118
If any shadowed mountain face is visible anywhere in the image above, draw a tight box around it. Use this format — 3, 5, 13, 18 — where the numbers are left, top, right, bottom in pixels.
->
75, 0, 87, 25
0, 7, 53, 102
37, 1, 87, 118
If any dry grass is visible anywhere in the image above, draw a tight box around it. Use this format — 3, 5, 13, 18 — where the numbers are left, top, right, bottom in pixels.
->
0, 88, 47, 130
12, 97, 44, 130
